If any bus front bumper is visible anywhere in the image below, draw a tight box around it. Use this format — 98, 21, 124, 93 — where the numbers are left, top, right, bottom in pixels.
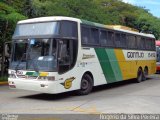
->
8, 78, 65, 94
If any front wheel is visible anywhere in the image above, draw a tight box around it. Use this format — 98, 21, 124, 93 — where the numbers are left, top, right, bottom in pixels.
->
77, 74, 93, 95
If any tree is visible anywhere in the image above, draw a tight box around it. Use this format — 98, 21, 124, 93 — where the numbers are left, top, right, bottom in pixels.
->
0, 2, 26, 75
32, 0, 113, 24
3, 0, 35, 18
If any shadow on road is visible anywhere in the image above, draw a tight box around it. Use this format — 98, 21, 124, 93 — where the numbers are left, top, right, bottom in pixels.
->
18, 91, 76, 101
18, 77, 154, 101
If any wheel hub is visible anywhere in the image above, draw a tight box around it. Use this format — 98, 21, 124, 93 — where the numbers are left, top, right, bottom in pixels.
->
81, 79, 89, 90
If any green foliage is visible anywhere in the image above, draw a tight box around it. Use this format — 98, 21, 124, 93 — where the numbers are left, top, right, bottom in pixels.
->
31, 0, 160, 39
0, 0, 160, 43
32, 0, 111, 24
0, 2, 26, 76
0, 76, 8, 82
3, 0, 34, 17
0, 2, 26, 53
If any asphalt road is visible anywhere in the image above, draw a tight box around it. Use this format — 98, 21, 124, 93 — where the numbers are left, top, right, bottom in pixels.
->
0, 74, 160, 115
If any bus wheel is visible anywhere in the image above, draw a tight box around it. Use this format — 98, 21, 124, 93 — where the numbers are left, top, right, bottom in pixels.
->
137, 68, 143, 83
77, 74, 93, 95
143, 67, 148, 81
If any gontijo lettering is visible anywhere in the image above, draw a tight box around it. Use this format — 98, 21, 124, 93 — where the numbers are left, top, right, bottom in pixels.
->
127, 52, 144, 58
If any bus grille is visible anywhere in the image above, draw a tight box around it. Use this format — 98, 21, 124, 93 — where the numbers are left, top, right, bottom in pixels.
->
17, 75, 38, 79
17, 75, 26, 78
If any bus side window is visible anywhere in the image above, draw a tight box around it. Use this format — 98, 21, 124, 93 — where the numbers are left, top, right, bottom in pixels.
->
58, 40, 70, 73
145, 38, 151, 50
115, 33, 120, 47
58, 39, 78, 74
151, 39, 155, 50
137, 36, 141, 49
141, 37, 145, 49
81, 26, 90, 45
90, 28, 99, 45
149, 38, 155, 50
121, 34, 126, 48
108, 31, 114, 47
128, 35, 136, 49
100, 30, 107, 46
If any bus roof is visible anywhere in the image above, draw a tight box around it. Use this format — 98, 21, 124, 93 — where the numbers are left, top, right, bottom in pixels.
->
81, 19, 155, 39
18, 16, 81, 24
18, 16, 155, 39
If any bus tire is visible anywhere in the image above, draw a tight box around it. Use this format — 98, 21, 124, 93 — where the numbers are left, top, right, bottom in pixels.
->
77, 74, 93, 95
137, 68, 143, 83
143, 67, 148, 81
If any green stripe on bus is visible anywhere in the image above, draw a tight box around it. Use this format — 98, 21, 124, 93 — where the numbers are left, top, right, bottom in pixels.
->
105, 49, 123, 81
95, 48, 116, 83
26, 72, 39, 76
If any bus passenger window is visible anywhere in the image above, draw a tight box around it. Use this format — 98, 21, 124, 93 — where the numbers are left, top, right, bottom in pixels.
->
137, 36, 141, 49
141, 38, 146, 49
108, 31, 114, 46
121, 34, 126, 48
128, 35, 136, 49
81, 26, 90, 44
145, 38, 152, 50
151, 39, 155, 50
100, 30, 107, 46
115, 33, 120, 47
90, 28, 99, 45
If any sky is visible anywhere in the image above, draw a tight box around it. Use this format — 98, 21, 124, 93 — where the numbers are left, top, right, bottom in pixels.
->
122, 0, 160, 18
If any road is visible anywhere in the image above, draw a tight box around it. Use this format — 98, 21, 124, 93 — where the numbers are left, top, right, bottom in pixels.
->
0, 74, 160, 115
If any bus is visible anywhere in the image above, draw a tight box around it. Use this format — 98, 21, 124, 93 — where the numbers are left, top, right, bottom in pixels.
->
8, 16, 156, 95
156, 41, 160, 73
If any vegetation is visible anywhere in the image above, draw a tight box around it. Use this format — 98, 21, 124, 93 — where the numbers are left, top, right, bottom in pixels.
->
0, 76, 8, 82
0, 0, 160, 58
31, 0, 160, 39
0, 1, 26, 52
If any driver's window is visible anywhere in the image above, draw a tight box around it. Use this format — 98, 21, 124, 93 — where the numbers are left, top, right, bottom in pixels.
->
58, 40, 70, 65
58, 40, 70, 73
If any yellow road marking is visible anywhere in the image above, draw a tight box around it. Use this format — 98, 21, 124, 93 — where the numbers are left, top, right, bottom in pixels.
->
0, 82, 8, 85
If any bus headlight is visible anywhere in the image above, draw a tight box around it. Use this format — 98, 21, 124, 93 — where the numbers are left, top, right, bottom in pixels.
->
47, 76, 55, 81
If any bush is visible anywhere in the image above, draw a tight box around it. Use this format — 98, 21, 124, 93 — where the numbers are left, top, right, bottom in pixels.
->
0, 76, 8, 82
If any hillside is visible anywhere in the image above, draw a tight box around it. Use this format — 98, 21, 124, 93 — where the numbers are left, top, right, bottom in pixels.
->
0, 0, 160, 44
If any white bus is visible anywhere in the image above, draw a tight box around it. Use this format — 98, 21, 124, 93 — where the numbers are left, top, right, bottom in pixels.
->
8, 16, 156, 95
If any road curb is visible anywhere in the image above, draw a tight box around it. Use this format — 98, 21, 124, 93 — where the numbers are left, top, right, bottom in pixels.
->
0, 82, 8, 86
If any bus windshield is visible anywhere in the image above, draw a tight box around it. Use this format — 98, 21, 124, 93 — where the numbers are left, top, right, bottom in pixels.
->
10, 20, 78, 72
10, 39, 57, 71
